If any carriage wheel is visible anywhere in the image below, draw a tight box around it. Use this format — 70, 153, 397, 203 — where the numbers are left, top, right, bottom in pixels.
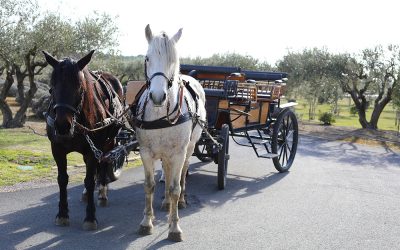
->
194, 138, 213, 162
218, 124, 229, 190
271, 109, 298, 172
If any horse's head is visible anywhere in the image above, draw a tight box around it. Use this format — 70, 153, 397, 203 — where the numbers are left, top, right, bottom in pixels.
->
144, 24, 182, 106
43, 50, 94, 138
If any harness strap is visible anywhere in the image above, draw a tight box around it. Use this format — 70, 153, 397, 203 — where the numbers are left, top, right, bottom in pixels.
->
135, 112, 192, 130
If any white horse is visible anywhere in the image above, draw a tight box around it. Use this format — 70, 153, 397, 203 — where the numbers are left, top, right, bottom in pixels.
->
135, 25, 206, 242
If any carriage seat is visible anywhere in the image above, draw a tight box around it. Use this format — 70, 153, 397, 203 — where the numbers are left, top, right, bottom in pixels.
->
204, 88, 226, 97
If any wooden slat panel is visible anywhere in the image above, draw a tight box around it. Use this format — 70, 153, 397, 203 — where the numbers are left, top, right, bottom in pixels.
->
125, 81, 146, 105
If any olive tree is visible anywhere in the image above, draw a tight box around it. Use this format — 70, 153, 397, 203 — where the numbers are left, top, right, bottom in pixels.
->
0, 0, 119, 127
182, 52, 272, 71
330, 45, 400, 129
278, 48, 337, 120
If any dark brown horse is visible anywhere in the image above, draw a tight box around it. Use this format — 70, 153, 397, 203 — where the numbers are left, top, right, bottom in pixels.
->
43, 50, 124, 230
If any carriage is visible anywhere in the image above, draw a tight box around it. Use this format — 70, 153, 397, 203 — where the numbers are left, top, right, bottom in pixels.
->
106, 64, 299, 190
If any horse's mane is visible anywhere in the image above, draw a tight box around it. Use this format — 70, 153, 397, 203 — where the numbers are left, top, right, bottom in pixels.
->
149, 32, 180, 77
82, 69, 107, 128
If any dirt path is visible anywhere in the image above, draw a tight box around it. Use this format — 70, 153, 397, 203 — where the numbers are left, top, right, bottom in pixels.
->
300, 121, 400, 151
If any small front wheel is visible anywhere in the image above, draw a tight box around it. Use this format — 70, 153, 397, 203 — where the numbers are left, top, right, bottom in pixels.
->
217, 124, 230, 190
271, 109, 298, 172
194, 138, 213, 162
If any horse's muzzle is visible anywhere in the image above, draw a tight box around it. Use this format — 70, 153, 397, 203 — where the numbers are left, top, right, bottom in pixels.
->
54, 116, 75, 139
149, 91, 167, 106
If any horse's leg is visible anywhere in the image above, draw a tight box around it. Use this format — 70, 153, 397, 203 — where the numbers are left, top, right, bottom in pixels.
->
82, 155, 98, 230
178, 142, 195, 209
138, 151, 155, 235
178, 157, 190, 209
167, 154, 186, 242
98, 183, 108, 207
161, 160, 172, 211
81, 188, 88, 202
53, 146, 70, 226
97, 161, 109, 207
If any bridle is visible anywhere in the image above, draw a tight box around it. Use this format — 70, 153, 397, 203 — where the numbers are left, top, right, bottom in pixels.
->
52, 90, 84, 116
48, 88, 84, 135
144, 56, 174, 89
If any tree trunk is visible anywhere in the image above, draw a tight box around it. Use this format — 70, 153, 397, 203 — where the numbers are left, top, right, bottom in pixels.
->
0, 68, 15, 127
369, 93, 392, 130
11, 55, 38, 127
15, 65, 27, 104
2, 55, 39, 128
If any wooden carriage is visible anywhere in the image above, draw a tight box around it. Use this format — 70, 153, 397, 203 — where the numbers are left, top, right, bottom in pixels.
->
180, 64, 299, 189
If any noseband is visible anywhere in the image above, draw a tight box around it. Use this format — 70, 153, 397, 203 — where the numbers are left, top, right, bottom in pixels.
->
52, 91, 84, 115
144, 56, 174, 89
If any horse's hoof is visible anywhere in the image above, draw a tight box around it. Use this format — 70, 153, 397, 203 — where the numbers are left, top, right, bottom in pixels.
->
161, 203, 170, 211
81, 193, 88, 203
168, 232, 183, 242
82, 220, 98, 231
137, 225, 153, 235
55, 216, 70, 226
97, 198, 108, 207
178, 201, 187, 209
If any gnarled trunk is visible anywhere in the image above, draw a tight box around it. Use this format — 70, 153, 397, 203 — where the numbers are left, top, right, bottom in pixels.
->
0, 68, 15, 127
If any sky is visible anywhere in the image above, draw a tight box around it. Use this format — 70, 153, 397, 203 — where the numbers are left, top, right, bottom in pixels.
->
37, 0, 400, 64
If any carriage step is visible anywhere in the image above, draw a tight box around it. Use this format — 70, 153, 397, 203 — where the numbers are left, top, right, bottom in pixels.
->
258, 153, 279, 158
250, 139, 268, 145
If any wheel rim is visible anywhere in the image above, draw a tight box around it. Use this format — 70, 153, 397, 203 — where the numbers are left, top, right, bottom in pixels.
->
218, 124, 229, 189
194, 139, 213, 162
276, 113, 296, 168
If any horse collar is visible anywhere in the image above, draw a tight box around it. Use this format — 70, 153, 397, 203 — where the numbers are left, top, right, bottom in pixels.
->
136, 84, 190, 130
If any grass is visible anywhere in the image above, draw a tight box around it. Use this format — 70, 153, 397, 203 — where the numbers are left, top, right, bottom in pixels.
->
0, 127, 141, 187
289, 97, 399, 131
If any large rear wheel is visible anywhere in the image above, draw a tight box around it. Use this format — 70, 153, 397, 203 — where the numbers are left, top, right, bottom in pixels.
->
217, 124, 230, 190
271, 109, 298, 172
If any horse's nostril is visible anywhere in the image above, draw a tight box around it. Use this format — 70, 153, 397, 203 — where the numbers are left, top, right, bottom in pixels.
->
149, 92, 153, 100
162, 93, 166, 101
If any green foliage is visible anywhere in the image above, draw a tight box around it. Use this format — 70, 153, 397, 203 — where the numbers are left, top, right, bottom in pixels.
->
318, 112, 335, 125
0, 0, 120, 127
182, 52, 272, 71
293, 98, 397, 130
90, 54, 145, 84
349, 106, 358, 116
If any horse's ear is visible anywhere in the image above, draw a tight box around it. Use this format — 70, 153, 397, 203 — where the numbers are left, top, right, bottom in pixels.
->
77, 50, 95, 71
171, 28, 183, 44
145, 24, 153, 43
42, 51, 60, 68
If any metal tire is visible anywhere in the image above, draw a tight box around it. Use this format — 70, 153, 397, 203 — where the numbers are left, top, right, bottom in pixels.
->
271, 109, 298, 172
218, 124, 229, 190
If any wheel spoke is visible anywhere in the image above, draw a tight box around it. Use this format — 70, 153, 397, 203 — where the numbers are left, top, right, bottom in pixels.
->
278, 142, 285, 159
281, 144, 287, 166
286, 138, 292, 153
